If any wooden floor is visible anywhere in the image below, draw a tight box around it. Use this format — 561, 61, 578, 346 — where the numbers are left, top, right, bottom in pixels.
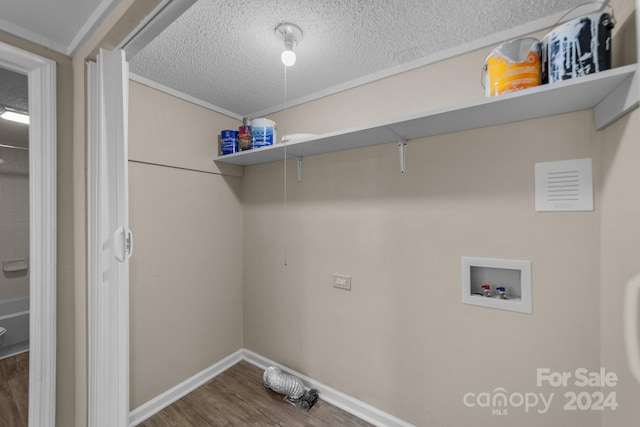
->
139, 361, 374, 427
0, 351, 29, 427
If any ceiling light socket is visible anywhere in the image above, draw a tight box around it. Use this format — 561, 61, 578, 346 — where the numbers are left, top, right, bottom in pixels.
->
275, 22, 303, 67
275, 22, 303, 46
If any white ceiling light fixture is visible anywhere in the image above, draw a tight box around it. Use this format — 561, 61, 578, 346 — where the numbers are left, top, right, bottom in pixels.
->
0, 108, 30, 125
275, 22, 303, 67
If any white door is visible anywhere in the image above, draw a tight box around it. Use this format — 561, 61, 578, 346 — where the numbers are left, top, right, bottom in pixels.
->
87, 48, 132, 427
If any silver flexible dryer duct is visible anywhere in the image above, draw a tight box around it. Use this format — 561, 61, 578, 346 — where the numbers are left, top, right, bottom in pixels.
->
263, 366, 319, 409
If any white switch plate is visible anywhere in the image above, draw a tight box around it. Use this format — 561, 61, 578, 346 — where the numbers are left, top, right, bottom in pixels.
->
333, 274, 351, 291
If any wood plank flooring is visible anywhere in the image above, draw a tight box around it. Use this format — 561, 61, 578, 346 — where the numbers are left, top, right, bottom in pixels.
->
138, 361, 374, 427
0, 351, 29, 427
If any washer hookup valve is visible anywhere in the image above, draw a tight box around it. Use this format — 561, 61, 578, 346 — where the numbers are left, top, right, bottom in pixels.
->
496, 286, 508, 299
482, 284, 491, 297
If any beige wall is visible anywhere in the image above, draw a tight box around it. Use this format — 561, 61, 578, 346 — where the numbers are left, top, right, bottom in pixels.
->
0, 95, 29, 300
239, 8, 640, 425
600, 3, 640, 427
120, 0, 640, 425
128, 81, 244, 407
268, 46, 487, 136
0, 145, 29, 300
243, 111, 603, 426
600, 108, 640, 427
1, 0, 630, 424
117, 1, 639, 425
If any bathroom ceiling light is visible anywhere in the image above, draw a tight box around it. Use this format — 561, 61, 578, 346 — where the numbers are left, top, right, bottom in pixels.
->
0, 109, 29, 125
275, 22, 303, 67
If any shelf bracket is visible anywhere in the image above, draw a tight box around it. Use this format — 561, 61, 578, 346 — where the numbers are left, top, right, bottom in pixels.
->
387, 127, 408, 175
594, 69, 639, 130
398, 138, 407, 175
296, 156, 303, 182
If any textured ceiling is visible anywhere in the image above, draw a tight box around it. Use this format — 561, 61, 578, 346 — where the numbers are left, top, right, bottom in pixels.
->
129, 0, 598, 117
0, 0, 605, 119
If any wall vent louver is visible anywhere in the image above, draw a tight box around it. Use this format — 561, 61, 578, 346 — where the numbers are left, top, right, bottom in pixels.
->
535, 158, 593, 212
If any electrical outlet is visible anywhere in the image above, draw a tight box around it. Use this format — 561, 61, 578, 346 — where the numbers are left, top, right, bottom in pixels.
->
333, 274, 351, 291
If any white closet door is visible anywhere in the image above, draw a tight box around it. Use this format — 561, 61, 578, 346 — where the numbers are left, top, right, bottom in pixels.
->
87, 48, 132, 427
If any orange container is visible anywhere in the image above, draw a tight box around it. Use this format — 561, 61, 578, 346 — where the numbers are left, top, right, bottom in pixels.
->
483, 38, 541, 97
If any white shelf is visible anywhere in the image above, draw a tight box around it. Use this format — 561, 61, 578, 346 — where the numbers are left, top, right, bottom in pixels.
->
214, 64, 638, 167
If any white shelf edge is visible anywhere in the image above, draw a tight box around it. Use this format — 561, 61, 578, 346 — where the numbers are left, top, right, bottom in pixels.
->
214, 64, 637, 167
594, 68, 640, 130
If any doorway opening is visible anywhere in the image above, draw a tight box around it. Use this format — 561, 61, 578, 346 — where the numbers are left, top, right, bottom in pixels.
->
0, 41, 56, 427
0, 65, 30, 425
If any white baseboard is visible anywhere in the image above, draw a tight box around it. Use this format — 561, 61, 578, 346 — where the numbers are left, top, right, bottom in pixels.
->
128, 349, 243, 426
130, 348, 414, 427
242, 349, 414, 427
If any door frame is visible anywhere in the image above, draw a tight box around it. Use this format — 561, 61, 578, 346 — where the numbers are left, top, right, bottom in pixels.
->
87, 49, 131, 427
0, 42, 57, 426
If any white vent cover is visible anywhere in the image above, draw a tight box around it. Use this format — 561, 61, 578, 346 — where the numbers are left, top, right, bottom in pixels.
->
535, 158, 593, 212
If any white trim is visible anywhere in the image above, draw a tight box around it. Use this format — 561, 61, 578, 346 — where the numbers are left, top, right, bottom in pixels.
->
119, 0, 197, 60
0, 41, 57, 427
129, 72, 243, 120
128, 350, 244, 426
0, 18, 67, 54
67, 0, 120, 56
242, 350, 414, 427
87, 49, 131, 427
0, 1, 118, 56
86, 59, 100, 427
129, 349, 413, 427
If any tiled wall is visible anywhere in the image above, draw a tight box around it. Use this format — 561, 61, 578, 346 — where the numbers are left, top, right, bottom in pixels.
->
0, 145, 29, 301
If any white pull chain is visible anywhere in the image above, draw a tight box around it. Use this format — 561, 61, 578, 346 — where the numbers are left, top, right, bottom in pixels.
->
283, 64, 288, 266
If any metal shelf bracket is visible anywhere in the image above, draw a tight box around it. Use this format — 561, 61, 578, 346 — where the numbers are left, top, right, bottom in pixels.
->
398, 138, 407, 175
296, 156, 303, 182
388, 127, 407, 174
